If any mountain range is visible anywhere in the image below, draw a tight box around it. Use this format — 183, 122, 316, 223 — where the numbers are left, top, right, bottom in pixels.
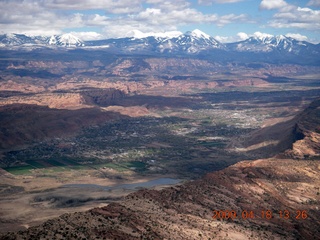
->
0, 30, 319, 65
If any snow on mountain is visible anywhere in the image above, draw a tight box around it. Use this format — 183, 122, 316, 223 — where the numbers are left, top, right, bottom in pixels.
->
186, 29, 211, 40
49, 33, 84, 47
127, 30, 146, 39
0, 31, 318, 62
180, 29, 222, 48
252, 32, 273, 42
0, 33, 35, 45
227, 34, 309, 53
262, 35, 292, 51
157, 29, 224, 53
0, 33, 84, 48
86, 29, 224, 54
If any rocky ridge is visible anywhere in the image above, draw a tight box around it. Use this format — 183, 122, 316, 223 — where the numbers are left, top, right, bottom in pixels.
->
1, 159, 319, 240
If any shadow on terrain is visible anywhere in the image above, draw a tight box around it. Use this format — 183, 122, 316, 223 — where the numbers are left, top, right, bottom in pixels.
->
0, 104, 125, 150
240, 98, 320, 158
33, 191, 122, 208
113, 94, 203, 109
192, 89, 320, 110
8, 69, 62, 79
241, 117, 297, 158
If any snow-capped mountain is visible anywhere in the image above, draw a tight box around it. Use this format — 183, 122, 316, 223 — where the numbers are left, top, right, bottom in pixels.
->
0, 31, 315, 53
48, 34, 84, 47
0, 33, 38, 45
84, 29, 224, 54
0, 30, 319, 65
227, 35, 314, 54
157, 29, 225, 53
187, 29, 211, 39
0, 33, 84, 48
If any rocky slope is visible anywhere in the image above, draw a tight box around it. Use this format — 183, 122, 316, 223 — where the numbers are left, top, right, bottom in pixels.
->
285, 99, 320, 159
236, 98, 320, 159
1, 159, 319, 240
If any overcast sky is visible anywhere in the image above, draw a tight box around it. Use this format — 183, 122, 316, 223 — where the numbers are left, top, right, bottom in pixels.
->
1, 0, 319, 43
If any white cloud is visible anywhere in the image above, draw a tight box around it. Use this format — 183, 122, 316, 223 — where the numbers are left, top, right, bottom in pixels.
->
216, 14, 247, 26
1, 0, 317, 42
258, 0, 320, 32
269, 6, 320, 30
0, 1, 81, 36
102, 10, 246, 39
215, 32, 249, 43
237, 32, 249, 40
253, 31, 273, 39
146, 0, 191, 10
285, 33, 308, 41
0, 0, 250, 38
137, 8, 162, 19
260, 0, 288, 10
70, 31, 105, 41
45, 0, 143, 14
126, 30, 182, 38
307, 0, 320, 7
199, 0, 245, 4
129, 7, 247, 28
214, 36, 229, 42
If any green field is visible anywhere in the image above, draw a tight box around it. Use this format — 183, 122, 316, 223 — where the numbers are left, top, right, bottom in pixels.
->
4, 158, 81, 175
26, 160, 45, 168
4, 165, 35, 175
3, 158, 147, 175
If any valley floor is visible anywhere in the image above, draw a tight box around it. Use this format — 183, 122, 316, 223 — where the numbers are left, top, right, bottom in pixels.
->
0, 61, 319, 238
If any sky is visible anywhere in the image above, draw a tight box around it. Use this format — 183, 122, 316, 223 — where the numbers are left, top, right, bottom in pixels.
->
0, 0, 320, 43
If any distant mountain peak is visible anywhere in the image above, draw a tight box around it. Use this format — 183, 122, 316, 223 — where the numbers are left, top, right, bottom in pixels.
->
250, 34, 290, 45
49, 33, 84, 47
5, 33, 17, 38
0, 33, 34, 45
227, 33, 317, 54
277, 34, 286, 40
185, 29, 211, 40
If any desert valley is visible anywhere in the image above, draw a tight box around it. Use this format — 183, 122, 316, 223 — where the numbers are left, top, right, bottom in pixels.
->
0, 31, 319, 239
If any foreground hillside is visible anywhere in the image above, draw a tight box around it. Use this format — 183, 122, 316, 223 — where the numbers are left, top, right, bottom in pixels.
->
238, 98, 320, 159
2, 160, 319, 240
2, 100, 319, 240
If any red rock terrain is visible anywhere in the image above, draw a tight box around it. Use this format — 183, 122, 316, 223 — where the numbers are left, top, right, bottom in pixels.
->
235, 98, 320, 160
284, 99, 320, 159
